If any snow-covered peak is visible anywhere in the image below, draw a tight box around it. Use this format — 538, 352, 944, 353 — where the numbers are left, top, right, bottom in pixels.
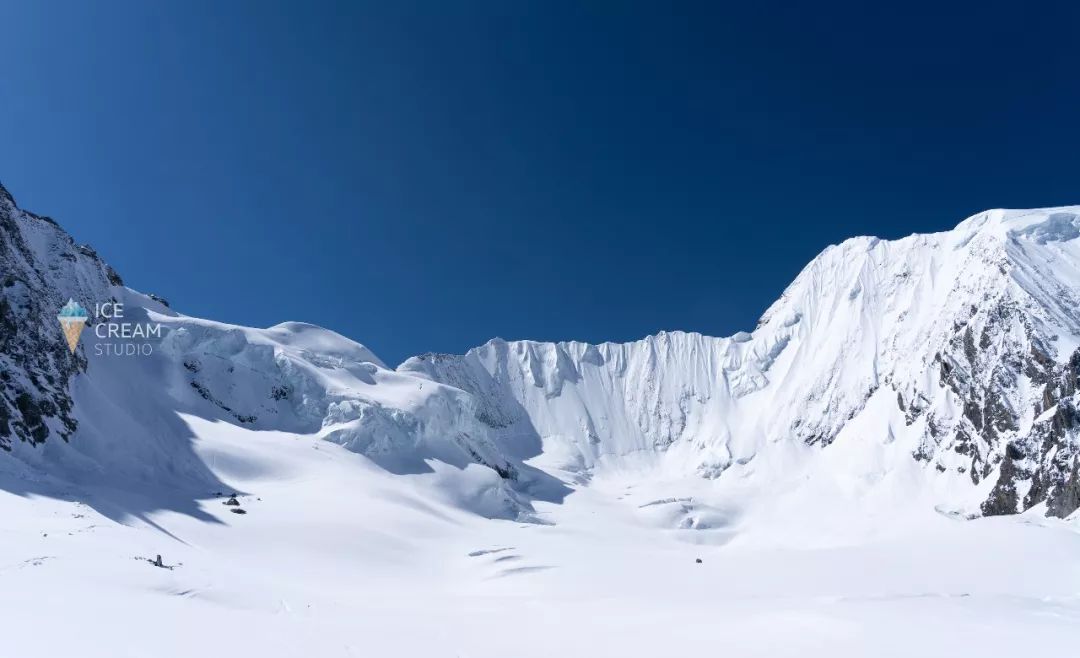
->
263, 321, 387, 368
4, 187, 1079, 658
2, 189, 1079, 522
402, 206, 1080, 516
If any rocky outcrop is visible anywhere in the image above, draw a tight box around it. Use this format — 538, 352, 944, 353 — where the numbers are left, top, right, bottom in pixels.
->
0, 182, 118, 450
984, 349, 1080, 517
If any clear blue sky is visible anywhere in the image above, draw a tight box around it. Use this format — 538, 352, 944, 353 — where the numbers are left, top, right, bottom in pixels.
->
1, 1, 1078, 365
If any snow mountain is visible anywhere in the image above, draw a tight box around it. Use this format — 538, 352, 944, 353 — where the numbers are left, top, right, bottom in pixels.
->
2, 180, 1079, 522
3, 180, 1080, 657
401, 208, 1080, 518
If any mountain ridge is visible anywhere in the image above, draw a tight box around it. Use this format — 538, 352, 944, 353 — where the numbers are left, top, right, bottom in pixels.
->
1, 180, 1078, 522
400, 206, 1080, 517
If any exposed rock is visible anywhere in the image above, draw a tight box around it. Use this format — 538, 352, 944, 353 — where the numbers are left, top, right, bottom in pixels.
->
0, 180, 117, 450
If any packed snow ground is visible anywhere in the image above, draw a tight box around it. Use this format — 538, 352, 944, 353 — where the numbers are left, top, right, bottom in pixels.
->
2, 414, 1079, 657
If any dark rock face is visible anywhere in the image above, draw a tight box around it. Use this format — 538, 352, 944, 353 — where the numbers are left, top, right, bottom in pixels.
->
895, 273, 1080, 519
979, 341, 1080, 518
1047, 459, 1080, 518
0, 182, 118, 451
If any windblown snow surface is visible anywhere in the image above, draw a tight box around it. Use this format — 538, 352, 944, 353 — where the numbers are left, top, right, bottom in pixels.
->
2, 184, 1080, 657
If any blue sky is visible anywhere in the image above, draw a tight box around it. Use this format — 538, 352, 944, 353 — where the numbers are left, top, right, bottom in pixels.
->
1, 1, 1078, 365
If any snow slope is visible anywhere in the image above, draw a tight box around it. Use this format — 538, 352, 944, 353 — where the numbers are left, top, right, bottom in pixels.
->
1, 180, 1080, 656
3, 416, 1080, 658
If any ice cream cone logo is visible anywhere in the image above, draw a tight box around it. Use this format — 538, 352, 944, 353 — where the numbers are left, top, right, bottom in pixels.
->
57, 298, 89, 354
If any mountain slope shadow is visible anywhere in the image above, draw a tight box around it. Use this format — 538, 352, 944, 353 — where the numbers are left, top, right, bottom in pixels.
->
1, 404, 238, 529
